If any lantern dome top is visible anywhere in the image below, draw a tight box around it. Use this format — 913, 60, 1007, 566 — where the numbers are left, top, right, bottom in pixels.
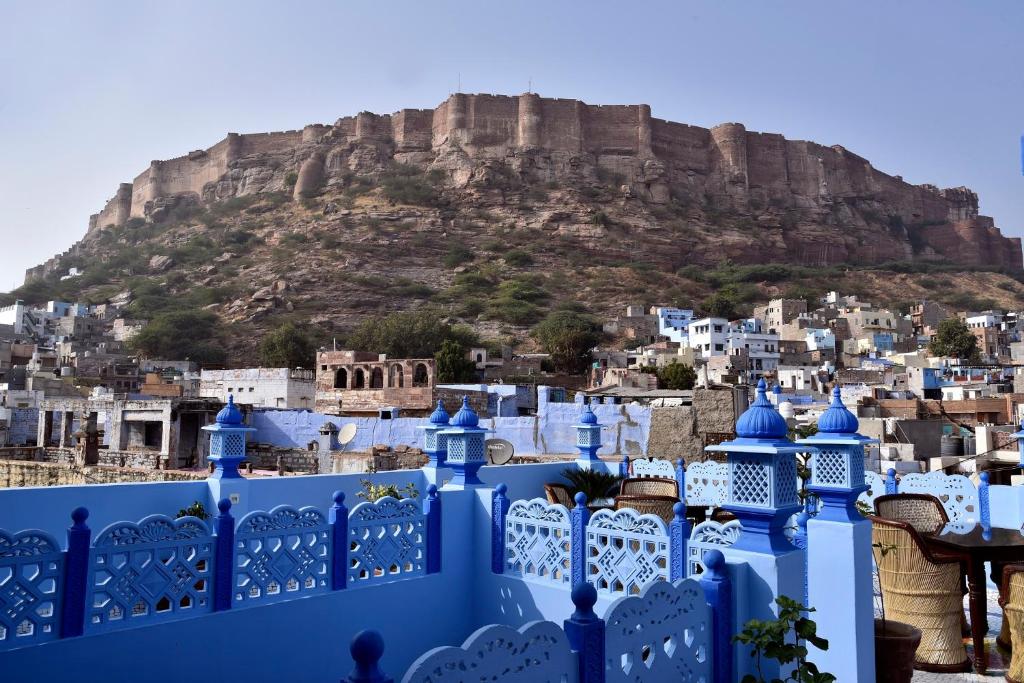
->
215, 394, 243, 426
735, 379, 788, 440
817, 386, 859, 435
450, 396, 479, 428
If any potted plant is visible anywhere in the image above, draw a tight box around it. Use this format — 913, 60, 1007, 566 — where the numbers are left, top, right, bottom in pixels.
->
559, 467, 623, 504
733, 595, 835, 682
873, 541, 921, 683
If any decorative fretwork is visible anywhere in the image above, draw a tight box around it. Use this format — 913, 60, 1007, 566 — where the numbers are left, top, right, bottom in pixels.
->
774, 455, 799, 507
604, 579, 711, 683
348, 497, 425, 585
811, 448, 849, 488
632, 458, 675, 479
234, 506, 330, 607
898, 471, 980, 524
505, 499, 571, 585
402, 621, 577, 683
0, 530, 63, 649
730, 457, 770, 507
446, 436, 485, 464
586, 508, 669, 596
86, 515, 212, 633
686, 520, 741, 577
684, 461, 728, 508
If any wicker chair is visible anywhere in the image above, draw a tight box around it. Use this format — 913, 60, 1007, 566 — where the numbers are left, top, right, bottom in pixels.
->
1001, 564, 1024, 682
544, 483, 575, 508
619, 477, 679, 498
874, 493, 949, 534
614, 494, 678, 525
870, 516, 970, 672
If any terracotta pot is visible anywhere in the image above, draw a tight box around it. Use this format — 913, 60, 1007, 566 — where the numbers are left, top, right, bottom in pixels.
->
874, 619, 922, 683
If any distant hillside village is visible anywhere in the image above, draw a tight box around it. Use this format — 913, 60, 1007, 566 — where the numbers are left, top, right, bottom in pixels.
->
1, 288, 1024, 488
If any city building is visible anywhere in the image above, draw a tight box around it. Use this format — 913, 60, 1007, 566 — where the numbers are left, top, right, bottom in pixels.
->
201, 368, 315, 409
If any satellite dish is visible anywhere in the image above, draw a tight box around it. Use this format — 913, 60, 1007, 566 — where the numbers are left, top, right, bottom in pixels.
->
338, 423, 357, 452
485, 439, 515, 465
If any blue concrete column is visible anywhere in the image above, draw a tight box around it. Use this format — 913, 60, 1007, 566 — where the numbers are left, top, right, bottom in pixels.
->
796, 386, 877, 683
437, 397, 490, 487
1013, 420, 1024, 473
704, 378, 806, 680
574, 404, 602, 469
203, 394, 254, 516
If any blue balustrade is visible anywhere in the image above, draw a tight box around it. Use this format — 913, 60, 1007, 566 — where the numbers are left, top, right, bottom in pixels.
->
563, 583, 604, 683
669, 501, 689, 581
699, 549, 733, 683
585, 507, 669, 595
60, 506, 90, 638
343, 630, 393, 683
348, 497, 425, 585
885, 468, 898, 495
212, 498, 234, 611
0, 527, 64, 649
85, 514, 214, 633
490, 484, 509, 574
570, 492, 590, 589
505, 497, 571, 585
618, 454, 629, 478
233, 505, 331, 606
687, 519, 741, 576
980, 471, 991, 527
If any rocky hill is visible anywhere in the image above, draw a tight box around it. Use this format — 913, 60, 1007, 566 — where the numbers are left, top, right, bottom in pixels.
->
9, 93, 1024, 362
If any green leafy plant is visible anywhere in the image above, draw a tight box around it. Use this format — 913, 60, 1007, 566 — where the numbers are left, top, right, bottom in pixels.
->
733, 596, 835, 683
559, 467, 623, 503
357, 479, 419, 502
176, 501, 209, 520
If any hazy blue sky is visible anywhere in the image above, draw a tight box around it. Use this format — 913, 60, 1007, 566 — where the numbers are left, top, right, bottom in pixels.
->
2, 1, 1022, 290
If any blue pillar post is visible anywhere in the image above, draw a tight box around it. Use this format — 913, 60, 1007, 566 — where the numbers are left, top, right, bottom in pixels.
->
424, 485, 441, 574
60, 506, 90, 638
417, 400, 450, 470
343, 630, 393, 683
438, 397, 489, 487
676, 458, 686, 501
669, 501, 689, 581
570, 492, 590, 589
491, 483, 510, 574
980, 471, 991, 527
703, 378, 805, 680
213, 498, 235, 611
618, 453, 629, 478
563, 582, 605, 683
574, 404, 602, 469
330, 491, 349, 590
885, 467, 898, 495
699, 549, 733, 683
204, 394, 255, 516
797, 386, 877, 682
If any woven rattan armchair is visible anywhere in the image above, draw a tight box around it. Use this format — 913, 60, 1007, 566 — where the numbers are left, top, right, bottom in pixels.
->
870, 516, 970, 673
619, 477, 679, 499
544, 483, 575, 508
874, 493, 949, 534
1001, 564, 1024, 682
614, 494, 678, 525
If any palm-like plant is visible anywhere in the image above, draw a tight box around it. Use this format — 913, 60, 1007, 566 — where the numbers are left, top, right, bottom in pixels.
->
559, 467, 623, 503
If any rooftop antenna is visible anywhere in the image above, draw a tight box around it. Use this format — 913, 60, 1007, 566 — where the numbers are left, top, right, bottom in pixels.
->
457, 72, 461, 93
333, 337, 337, 351
528, 77, 532, 93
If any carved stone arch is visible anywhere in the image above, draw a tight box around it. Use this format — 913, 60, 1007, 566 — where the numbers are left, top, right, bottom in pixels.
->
370, 367, 384, 389
413, 363, 429, 387
334, 367, 348, 389
389, 364, 404, 388
353, 368, 365, 389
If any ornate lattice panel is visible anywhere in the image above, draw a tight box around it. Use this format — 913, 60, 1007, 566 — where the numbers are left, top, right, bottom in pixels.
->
632, 458, 675, 479
586, 509, 669, 596
577, 427, 601, 448
730, 457, 771, 507
774, 455, 799, 507
446, 435, 486, 465
234, 506, 330, 606
811, 448, 849, 488
683, 462, 728, 508
505, 499, 571, 585
402, 621, 578, 683
898, 471, 979, 524
348, 497, 425, 585
0, 530, 63, 649
686, 520, 741, 577
86, 515, 212, 633
604, 579, 711, 683
858, 471, 887, 510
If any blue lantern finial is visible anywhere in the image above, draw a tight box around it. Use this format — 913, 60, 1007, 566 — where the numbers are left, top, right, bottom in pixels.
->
735, 379, 788, 440
817, 386, 859, 435
580, 403, 598, 425
216, 394, 243, 426
451, 396, 479, 428
429, 399, 450, 425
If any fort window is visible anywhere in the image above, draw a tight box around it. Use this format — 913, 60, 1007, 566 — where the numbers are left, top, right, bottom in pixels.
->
334, 368, 348, 389
413, 363, 429, 387
476, 353, 483, 363
389, 364, 404, 388
370, 367, 384, 389
353, 369, 365, 389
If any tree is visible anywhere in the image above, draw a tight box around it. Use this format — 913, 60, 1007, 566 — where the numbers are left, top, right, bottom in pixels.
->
701, 291, 739, 320
130, 310, 226, 366
434, 340, 478, 383
531, 311, 601, 375
346, 308, 478, 358
929, 317, 980, 361
657, 362, 697, 390
259, 323, 316, 369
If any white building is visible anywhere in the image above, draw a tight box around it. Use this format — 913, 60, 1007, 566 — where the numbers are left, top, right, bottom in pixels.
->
200, 368, 315, 409
804, 328, 836, 351
654, 307, 696, 344
728, 329, 780, 378
965, 312, 1001, 330
687, 317, 729, 358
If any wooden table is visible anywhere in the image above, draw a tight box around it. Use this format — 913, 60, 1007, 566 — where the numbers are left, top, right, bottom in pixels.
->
922, 522, 1024, 673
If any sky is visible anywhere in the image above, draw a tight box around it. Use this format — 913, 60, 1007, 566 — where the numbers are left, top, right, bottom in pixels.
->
1, 0, 1022, 291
